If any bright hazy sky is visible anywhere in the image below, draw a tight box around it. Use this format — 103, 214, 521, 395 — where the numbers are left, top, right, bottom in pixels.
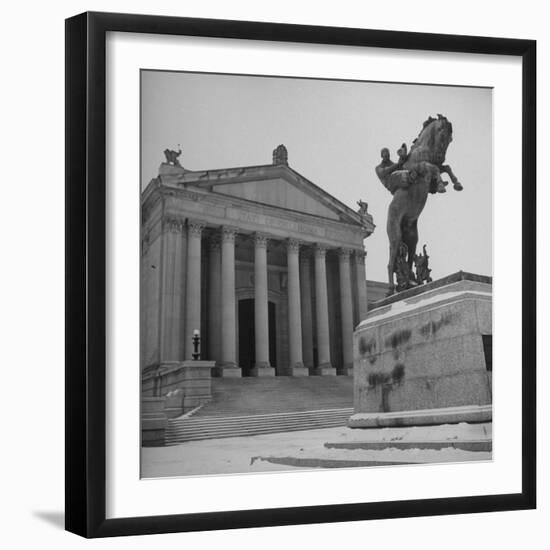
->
141, 70, 492, 282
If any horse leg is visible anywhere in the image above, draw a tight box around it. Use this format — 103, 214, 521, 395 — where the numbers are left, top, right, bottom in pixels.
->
387, 242, 399, 295
402, 220, 419, 285
440, 164, 463, 191
386, 217, 402, 295
419, 162, 446, 194
434, 168, 447, 193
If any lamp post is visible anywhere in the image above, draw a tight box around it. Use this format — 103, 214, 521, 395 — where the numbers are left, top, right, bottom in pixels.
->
192, 329, 201, 360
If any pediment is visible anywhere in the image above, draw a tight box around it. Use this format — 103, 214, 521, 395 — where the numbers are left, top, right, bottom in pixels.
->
176, 164, 365, 225
217, 175, 345, 220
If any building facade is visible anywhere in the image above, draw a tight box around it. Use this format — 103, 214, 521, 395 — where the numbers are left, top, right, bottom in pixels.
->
141, 146, 375, 378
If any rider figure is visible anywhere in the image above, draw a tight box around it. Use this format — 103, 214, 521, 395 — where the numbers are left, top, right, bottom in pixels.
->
376, 143, 447, 194
375, 144, 411, 195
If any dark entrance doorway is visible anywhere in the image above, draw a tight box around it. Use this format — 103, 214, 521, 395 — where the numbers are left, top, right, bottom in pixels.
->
238, 299, 277, 376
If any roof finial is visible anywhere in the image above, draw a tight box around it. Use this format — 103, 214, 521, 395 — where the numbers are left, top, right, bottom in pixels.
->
272, 144, 288, 166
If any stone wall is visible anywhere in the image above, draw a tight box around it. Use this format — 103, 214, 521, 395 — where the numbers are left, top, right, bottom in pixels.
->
142, 361, 214, 416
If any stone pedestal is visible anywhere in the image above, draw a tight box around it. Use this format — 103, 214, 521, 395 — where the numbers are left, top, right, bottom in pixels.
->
285, 366, 310, 376
311, 365, 337, 376
349, 273, 492, 428
250, 365, 276, 377
211, 364, 242, 378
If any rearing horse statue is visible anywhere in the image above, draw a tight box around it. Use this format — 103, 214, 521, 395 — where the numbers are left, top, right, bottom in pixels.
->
375, 115, 462, 294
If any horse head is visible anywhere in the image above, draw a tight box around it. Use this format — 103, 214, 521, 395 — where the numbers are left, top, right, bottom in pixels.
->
411, 114, 453, 165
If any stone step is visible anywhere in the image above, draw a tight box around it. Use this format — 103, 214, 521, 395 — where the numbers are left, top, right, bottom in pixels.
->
169, 407, 352, 426
165, 422, 347, 444
166, 417, 350, 437
166, 412, 352, 432
166, 418, 349, 437
165, 408, 353, 444
194, 376, 353, 418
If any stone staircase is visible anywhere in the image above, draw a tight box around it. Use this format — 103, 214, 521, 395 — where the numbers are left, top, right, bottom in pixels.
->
165, 376, 353, 445
165, 408, 353, 445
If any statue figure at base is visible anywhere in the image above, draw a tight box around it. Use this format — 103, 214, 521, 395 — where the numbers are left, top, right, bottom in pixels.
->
394, 242, 415, 293
414, 244, 433, 285
376, 114, 463, 294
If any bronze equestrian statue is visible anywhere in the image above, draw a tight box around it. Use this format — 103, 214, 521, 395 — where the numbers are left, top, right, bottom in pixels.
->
375, 115, 462, 294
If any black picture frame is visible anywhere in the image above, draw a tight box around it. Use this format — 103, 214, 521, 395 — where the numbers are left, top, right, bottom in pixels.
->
65, 11, 536, 538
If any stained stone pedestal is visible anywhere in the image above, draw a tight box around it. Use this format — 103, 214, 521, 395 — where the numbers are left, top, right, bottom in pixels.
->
349, 272, 492, 428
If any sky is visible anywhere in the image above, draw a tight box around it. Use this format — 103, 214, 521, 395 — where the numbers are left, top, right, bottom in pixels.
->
141, 70, 492, 282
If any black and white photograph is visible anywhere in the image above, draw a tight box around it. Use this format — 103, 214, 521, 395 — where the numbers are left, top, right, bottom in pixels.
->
1, 0, 542, 545
139, 70, 493, 478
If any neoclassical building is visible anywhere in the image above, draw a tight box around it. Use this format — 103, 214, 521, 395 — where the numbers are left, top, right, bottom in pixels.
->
141, 145, 375, 378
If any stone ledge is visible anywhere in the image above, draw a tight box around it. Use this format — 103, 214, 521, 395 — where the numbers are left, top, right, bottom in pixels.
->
370, 271, 492, 311
348, 404, 492, 428
324, 439, 492, 452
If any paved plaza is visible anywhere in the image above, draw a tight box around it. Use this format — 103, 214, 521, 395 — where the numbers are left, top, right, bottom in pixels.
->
142, 422, 491, 478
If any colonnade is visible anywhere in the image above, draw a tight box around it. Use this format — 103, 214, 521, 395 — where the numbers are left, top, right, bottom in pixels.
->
174, 219, 367, 376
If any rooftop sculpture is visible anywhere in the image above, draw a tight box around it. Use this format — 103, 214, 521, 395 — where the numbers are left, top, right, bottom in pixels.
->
164, 147, 182, 167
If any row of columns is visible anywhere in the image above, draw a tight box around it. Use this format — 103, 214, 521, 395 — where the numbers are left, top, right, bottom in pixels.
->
180, 219, 367, 376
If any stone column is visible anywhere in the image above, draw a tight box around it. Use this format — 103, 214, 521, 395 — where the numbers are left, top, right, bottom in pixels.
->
185, 220, 205, 360
159, 217, 185, 363
287, 239, 307, 376
215, 226, 241, 377
208, 234, 221, 363
299, 250, 314, 371
313, 244, 336, 375
252, 233, 274, 376
354, 248, 368, 322
339, 248, 354, 375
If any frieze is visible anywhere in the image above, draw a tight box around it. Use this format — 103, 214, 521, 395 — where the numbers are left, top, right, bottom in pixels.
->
227, 209, 324, 237
179, 190, 203, 202
156, 192, 366, 247
225, 207, 360, 245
